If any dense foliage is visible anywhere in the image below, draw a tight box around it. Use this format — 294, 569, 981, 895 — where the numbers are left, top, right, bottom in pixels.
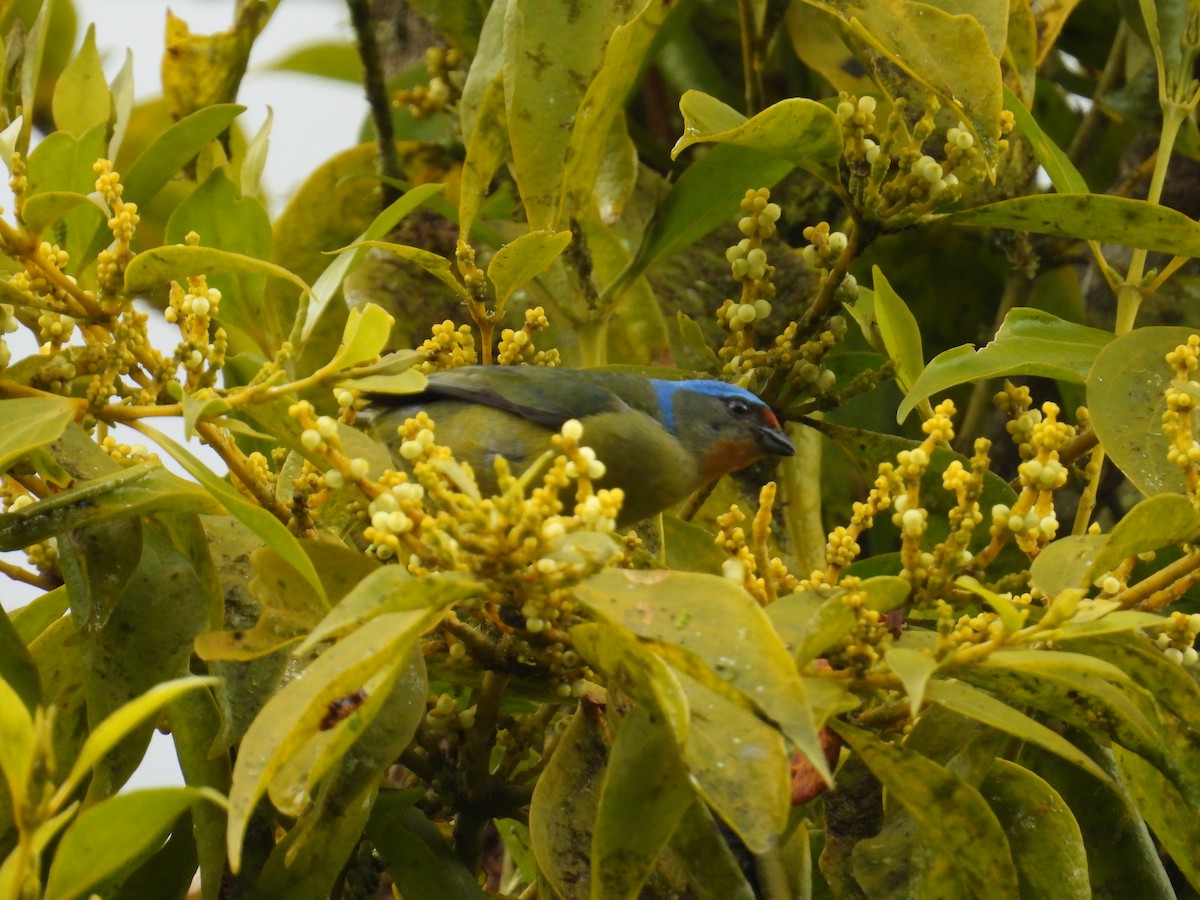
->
1, 0, 1199, 897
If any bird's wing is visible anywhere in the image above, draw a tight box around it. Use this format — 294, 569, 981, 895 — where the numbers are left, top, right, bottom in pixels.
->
418, 367, 630, 429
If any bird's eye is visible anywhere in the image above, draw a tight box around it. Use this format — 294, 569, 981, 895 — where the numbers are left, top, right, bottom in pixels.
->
727, 398, 750, 416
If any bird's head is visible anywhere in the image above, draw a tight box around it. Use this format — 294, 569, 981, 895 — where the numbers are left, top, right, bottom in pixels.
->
653, 380, 795, 482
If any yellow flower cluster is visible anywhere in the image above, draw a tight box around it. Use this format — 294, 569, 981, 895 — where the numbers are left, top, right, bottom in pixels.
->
836, 93, 1010, 225
416, 319, 478, 373
364, 414, 622, 643
714, 482, 796, 606
1164, 335, 1200, 500
93, 159, 140, 300
824, 580, 893, 676
165, 237, 228, 391
394, 47, 466, 118
496, 306, 560, 366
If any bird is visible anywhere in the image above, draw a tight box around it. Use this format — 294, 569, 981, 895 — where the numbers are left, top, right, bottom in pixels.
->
363, 366, 796, 525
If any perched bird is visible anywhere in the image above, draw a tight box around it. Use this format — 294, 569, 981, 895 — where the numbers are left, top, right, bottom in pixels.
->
365, 366, 795, 525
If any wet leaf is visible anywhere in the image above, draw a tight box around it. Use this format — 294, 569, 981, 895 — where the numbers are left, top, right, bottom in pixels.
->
676, 669, 789, 854
0, 462, 220, 551
578, 569, 830, 784
980, 759, 1089, 899
226, 610, 442, 870
832, 721, 1019, 898
593, 703, 693, 899
530, 705, 606, 900
925, 679, 1109, 783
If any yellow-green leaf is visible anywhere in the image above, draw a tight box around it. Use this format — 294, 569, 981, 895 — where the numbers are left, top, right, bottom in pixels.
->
486, 229, 572, 312
0, 397, 77, 473
132, 423, 327, 604
1088, 325, 1198, 497
898, 308, 1112, 422
51, 24, 111, 139
672, 90, 843, 184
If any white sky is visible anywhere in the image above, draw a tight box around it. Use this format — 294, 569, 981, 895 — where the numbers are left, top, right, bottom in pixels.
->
5, 0, 371, 788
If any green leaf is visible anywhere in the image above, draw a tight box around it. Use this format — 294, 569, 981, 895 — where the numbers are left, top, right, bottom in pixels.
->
802, 0, 1003, 167
558, 0, 671, 220
458, 71, 507, 241
667, 802, 756, 900
831, 721, 1020, 898
944, 194, 1200, 256
980, 759, 1089, 899
872, 267, 925, 399
82, 104, 247, 265
163, 168, 279, 357
51, 24, 111, 139
1028, 535, 1104, 597
0, 462, 220, 551
676, 669, 790, 855
0, 397, 77, 473
628, 142, 792, 286
672, 90, 843, 183
1115, 746, 1200, 890
133, 422, 327, 605
529, 705, 606, 900
327, 302, 394, 373
124, 243, 312, 305
571, 622, 691, 746
578, 569, 831, 784
21, 190, 102, 235
43, 787, 226, 900
1087, 326, 1196, 496
1003, 85, 1087, 194
887, 647, 940, 716
10, 585, 69, 644
502, 0, 631, 229
262, 41, 363, 82
1062, 633, 1200, 734
1087, 493, 1200, 580
331, 239, 470, 308
53, 677, 218, 806
297, 568, 480, 655
955, 650, 1167, 769
899, 308, 1113, 422
592, 704, 694, 899
365, 793, 487, 900
226, 610, 441, 871
1023, 735, 1174, 898
924, 679, 1110, 783
486, 229, 572, 310
58, 515, 143, 631
0, 675, 34, 812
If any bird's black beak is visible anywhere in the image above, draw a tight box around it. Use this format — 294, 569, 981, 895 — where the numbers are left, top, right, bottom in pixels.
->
755, 421, 796, 457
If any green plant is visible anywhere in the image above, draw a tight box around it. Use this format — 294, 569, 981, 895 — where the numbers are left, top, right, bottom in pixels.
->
1, 0, 1200, 898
